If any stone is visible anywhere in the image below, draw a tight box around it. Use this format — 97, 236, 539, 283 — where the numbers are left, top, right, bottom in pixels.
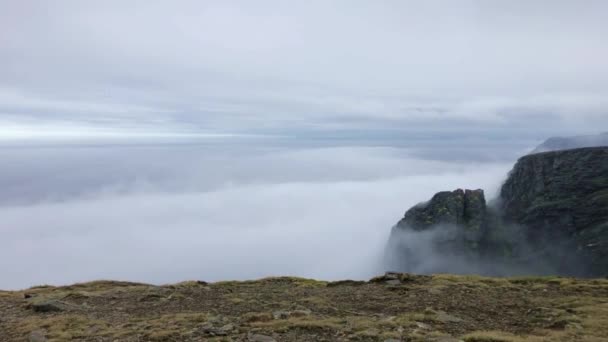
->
435, 311, 463, 323
415, 321, 432, 330
359, 328, 379, 337
248, 333, 276, 342
219, 323, 235, 333
31, 300, 67, 313
272, 311, 290, 320
199, 322, 237, 336
428, 288, 442, 295
28, 330, 47, 342
291, 309, 312, 317
385, 272, 400, 280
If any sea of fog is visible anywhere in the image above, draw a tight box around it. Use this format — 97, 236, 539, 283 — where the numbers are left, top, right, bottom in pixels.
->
0, 136, 533, 289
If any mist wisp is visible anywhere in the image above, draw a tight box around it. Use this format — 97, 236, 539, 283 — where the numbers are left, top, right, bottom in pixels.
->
384, 204, 591, 278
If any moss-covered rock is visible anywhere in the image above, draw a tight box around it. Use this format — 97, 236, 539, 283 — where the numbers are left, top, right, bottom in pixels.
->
397, 189, 486, 235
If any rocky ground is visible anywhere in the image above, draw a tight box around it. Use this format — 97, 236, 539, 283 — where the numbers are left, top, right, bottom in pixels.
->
1, 273, 608, 341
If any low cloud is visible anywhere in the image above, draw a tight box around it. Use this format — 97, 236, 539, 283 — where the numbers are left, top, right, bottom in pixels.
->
0, 143, 511, 289
384, 223, 565, 277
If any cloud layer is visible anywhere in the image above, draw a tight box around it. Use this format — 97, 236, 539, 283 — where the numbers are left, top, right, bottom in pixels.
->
0, 143, 511, 289
1, 1, 607, 136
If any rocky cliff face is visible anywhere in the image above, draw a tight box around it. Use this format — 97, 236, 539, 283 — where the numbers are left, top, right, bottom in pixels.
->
397, 189, 486, 232
394, 189, 487, 254
499, 147, 608, 276
387, 146, 608, 277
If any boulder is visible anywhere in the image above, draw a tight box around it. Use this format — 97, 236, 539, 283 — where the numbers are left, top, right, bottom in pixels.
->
30, 300, 68, 313
248, 333, 276, 342
28, 330, 47, 342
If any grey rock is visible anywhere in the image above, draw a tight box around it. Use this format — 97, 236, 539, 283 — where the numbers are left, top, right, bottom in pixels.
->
385, 272, 400, 280
28, 330, 47, 342
359, 328, 380, 337
199, 322, 229, 336
31, 300, 68, 313
435, 311, 463, 323
272, 309, 312, 320
291, 309, 312, 317
199, 322, 238, 336
272, 311, 290, 320
415, 321, 432, 330
248, 333, 276, 342
220, 323, 235, 333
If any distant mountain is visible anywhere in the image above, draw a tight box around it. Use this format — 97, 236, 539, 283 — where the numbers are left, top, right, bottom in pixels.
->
531, 132, 608, 154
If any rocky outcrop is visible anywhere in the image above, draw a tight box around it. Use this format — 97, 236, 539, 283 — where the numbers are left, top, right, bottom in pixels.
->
499, 147, 608, 276
397, 189, 486, 232
387, 146, 608, 277
395, 189, 487, 254
387, 189, 495, 274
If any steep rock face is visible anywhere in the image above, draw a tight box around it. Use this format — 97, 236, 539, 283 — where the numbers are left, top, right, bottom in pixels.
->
388, 146, 608, 277
396, 189, 486, 245
499, 147, 608, 276
386, 189, 489, 274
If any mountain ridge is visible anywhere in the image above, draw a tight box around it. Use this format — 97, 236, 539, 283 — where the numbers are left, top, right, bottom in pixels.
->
531, 132, 608, 154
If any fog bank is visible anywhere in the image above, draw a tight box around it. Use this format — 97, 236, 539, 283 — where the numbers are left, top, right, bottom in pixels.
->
0, 142, 511, 289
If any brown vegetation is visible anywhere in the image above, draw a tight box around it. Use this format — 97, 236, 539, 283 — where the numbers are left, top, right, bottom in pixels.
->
1, 274, 607, 341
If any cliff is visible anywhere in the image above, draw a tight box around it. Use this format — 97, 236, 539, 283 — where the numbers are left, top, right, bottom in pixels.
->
388, 147, 608, 277
500, 146, 608, 276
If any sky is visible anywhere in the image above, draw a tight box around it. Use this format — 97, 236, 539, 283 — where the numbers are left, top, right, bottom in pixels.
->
0, 1, 607, 289
1, 0, 607, 139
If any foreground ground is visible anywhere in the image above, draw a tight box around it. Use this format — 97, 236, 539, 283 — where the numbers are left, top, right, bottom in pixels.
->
1, 273, 607, 341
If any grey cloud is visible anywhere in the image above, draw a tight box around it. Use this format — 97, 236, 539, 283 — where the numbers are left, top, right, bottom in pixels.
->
0, 1, 607, 136
0, 143, 511, 289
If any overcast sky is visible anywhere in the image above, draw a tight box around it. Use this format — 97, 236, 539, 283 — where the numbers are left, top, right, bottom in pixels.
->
4, 1, 608, 288
1, 0, 607, 139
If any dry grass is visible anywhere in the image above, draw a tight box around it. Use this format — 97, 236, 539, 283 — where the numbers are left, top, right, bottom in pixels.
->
1, 274, 607, 341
